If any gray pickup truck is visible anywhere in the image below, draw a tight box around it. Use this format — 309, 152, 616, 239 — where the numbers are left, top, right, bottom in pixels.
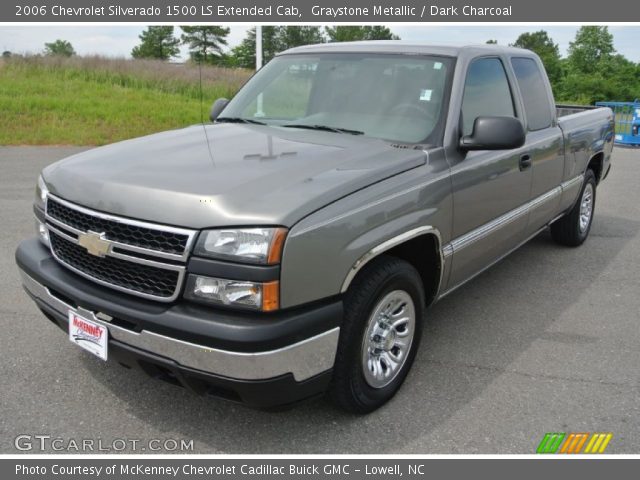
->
16, 43, 614, 413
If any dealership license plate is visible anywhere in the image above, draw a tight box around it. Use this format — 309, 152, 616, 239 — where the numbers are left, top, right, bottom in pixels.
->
68, 311, 108, 361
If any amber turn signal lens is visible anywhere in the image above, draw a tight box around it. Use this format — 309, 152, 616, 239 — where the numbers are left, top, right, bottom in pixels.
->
262, 281, 280, 312
267, 228, 288, 264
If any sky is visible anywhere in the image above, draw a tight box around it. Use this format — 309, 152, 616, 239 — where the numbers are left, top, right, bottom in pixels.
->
0, 25, 639, 62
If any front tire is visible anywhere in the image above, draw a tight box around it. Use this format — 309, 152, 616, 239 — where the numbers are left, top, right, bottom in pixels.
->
551, 169, 597, 247
329, 256, 424, 414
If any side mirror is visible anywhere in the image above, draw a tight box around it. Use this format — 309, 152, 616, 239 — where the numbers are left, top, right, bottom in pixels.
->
459, 116, 525, 151
210, 98, 229, 122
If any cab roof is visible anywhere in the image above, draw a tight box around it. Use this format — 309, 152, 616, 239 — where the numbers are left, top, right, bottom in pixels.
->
279, 41, 534, 58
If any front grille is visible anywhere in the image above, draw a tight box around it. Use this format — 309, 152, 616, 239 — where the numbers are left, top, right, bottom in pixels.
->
50, 231, 180, 299
47, 197, 189, 255
44, 195, 194, 302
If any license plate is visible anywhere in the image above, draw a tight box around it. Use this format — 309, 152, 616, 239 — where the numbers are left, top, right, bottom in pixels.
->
68, 311, 108, 361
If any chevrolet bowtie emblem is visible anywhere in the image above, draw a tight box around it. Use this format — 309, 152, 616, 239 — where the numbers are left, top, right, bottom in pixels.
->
78, 231, 111, 257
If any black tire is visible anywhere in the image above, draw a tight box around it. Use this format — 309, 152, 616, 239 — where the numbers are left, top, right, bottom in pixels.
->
551, 169, 597, 247
329, 255, 425, 414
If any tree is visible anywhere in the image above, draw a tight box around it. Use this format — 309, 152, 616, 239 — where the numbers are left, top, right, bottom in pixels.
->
554, 26, 639, 104
229, 26, 325, 69
325, 26, 399, 42
567, 26, 615, 75
603, 55, 640, 100
181, 26, 230, 64
486, 39, 498, 44
512, 30, 562, 84
228, 26, 280, 69
2, 50, 11, 58
44, 39, 75, 57
277, 26, 325, 50
131, 26, 180, 60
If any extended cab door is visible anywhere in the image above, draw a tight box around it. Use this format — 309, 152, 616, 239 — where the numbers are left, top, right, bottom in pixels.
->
445, 56, 533, 290
509, 56, 564, 235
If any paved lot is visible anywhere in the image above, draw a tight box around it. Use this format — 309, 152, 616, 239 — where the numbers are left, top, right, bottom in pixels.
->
1, 146, 639, 454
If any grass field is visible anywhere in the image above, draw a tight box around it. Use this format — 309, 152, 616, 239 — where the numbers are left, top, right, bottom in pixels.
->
0, 56, 252, 145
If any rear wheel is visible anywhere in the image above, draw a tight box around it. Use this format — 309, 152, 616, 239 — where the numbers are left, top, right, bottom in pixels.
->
329, 256, 424, 413
551, 169, 597, 247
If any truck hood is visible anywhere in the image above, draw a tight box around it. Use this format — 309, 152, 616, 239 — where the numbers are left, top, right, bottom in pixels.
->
43, 124, 427, 228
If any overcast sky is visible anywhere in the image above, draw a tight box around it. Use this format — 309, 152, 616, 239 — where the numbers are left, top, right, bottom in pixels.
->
1, 25, 639, 62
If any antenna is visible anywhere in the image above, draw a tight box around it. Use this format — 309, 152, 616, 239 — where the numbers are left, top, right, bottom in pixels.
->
198, 58, 204, 125
256, 26, 264, 117
197, 57, 216, 167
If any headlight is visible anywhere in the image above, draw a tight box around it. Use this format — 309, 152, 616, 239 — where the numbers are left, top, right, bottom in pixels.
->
194, 228, 287, 264
184, 275, 279, 311
35, 175, 48, 210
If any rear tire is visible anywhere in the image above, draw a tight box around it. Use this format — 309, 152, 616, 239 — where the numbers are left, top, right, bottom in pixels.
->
551, 169, 597, 247
329, 256, 424, 414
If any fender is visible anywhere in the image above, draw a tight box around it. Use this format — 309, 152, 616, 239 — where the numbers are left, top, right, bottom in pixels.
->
340, 226, 445, 298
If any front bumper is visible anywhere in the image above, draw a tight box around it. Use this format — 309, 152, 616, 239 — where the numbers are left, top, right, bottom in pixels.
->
16, 238, 342, 408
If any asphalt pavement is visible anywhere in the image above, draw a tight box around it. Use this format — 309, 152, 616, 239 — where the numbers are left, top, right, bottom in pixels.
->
1, 146, 639, 454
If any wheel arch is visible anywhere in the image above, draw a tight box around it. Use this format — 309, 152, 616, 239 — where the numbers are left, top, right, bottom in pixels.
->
587, 151, 605, 184
340, 227, 444, 307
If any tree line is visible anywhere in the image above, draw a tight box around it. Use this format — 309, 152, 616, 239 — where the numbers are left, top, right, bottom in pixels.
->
14, 26, 639, 105
130, 26, 397, 67
508, 27, 639, 104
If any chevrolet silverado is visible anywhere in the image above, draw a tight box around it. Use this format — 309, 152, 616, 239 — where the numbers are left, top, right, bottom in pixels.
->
16, 43, 614, 413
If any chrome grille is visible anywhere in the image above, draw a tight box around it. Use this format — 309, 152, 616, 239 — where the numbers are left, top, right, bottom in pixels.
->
47, 197, 190, 257
45, 195, 196, 302
50, 231, 180, 299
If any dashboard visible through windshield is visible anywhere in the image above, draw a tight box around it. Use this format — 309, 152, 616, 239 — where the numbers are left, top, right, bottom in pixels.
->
221, 53, 454, 145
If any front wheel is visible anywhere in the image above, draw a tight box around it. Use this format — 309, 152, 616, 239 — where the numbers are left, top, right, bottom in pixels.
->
329, 256, 424, 413
551, 169, 597, 247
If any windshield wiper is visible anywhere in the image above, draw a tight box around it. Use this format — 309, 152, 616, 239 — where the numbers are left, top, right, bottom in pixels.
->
283, 124, 364, 135
216, 117, 266, 125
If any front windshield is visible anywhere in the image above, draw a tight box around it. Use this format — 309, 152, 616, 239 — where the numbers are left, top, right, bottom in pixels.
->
222, 53, 453, 144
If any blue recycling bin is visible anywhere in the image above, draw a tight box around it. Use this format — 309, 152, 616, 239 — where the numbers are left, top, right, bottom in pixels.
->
596, 100, 640, 146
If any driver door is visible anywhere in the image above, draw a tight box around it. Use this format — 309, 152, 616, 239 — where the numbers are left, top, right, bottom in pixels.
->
446, 57, 533, 289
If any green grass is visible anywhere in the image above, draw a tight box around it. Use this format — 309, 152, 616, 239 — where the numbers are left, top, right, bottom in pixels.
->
0, 56, 252, 145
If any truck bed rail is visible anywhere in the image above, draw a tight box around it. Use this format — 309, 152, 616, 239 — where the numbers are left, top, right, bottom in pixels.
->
556, 104, 599, 118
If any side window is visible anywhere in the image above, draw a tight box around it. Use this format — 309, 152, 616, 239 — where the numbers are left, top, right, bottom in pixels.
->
511, 57, 553, 131
461, 58, 515, 136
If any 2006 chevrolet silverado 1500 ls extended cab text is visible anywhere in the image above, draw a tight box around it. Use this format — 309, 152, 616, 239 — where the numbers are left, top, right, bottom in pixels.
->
16, 43, 614, 413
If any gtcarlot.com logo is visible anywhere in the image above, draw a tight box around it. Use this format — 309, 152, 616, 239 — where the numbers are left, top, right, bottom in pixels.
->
537, 433, 613, 454
14, 435, 194, 452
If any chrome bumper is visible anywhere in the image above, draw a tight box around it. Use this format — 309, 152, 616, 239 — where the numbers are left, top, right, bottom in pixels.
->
19, 269, 339, 382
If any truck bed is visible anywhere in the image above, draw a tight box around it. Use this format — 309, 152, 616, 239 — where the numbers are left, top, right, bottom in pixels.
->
556, 105, 614, 181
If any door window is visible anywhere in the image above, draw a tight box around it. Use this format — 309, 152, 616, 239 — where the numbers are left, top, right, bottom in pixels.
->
461, 58, 515, 135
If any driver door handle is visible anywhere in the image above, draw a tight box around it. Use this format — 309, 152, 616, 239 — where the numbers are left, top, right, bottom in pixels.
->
519, 153, 532, 171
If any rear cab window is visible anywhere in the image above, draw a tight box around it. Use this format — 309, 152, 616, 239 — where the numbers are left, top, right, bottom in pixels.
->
511, 57, 553, 131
